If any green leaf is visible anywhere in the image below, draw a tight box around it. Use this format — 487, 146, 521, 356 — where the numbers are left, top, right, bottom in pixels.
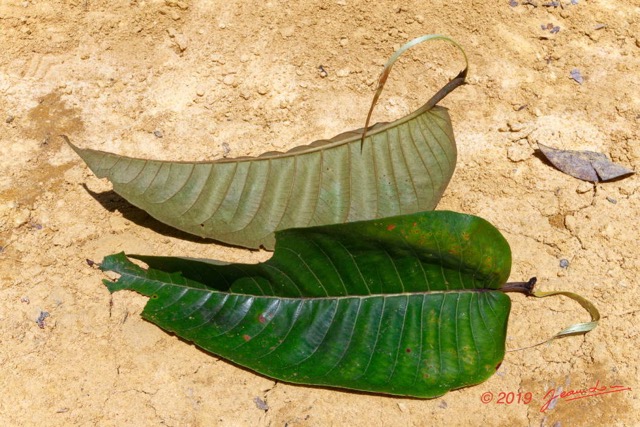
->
69, 35, 467, 249
101, 211, 513, 398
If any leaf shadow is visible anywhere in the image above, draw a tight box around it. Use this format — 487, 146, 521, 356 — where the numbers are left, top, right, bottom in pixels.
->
82, 185, 244, 248
533, 149, 554, 167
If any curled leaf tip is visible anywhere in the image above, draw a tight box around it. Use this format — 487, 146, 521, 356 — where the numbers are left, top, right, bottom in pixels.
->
506, 283, 600, 352
360, 34, 469, 149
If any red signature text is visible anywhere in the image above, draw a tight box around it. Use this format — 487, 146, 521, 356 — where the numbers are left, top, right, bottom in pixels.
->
540, 380, 632, 413
480, 391, 533, 405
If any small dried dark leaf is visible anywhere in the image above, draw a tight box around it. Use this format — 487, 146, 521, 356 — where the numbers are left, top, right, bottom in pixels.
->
36, 311, 50, 329
253, 397, 269, 411
538, 143, 635, 182
570, 68, 584, 84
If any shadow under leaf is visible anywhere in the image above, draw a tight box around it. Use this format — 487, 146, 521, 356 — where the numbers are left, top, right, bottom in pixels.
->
82, 184, 228, 245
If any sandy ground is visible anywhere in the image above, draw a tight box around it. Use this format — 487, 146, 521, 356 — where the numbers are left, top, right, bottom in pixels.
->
1, 0, 639, 426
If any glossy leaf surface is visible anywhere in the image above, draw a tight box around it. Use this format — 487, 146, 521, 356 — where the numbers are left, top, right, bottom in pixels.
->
101, 211, 512, 398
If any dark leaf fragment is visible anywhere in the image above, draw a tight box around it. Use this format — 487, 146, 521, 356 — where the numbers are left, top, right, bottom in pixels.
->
538, 143, 634, 182
253, 397, 269, 411
570, 68, 584, 84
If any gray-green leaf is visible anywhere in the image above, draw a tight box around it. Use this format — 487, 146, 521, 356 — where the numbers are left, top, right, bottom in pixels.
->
69, 35, 468, 249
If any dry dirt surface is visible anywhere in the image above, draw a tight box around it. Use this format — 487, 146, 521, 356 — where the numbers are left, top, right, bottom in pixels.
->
1, 0, 639, 426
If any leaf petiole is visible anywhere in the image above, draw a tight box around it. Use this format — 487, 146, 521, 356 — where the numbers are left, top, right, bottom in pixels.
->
502, 277, 600, 351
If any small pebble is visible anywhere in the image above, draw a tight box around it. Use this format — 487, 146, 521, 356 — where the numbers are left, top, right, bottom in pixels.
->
606, 196, 617, 204
280, 26, 295, 39
559, 259, 570, 269
576, 181, 592, 194
564, 215, 577, 232
507, 143, 532, 162
211, 53, 225, 64
174, 34, 188, 51
223, 75, 235, 86
154, 130, 164, 138
13, 208, 31, 228
6, 115, 14, 124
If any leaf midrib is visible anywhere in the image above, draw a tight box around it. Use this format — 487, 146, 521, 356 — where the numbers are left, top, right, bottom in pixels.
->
116, 271, 500, 301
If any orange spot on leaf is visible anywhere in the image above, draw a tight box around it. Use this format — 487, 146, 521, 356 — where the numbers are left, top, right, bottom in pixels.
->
387, 224, 396, 231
